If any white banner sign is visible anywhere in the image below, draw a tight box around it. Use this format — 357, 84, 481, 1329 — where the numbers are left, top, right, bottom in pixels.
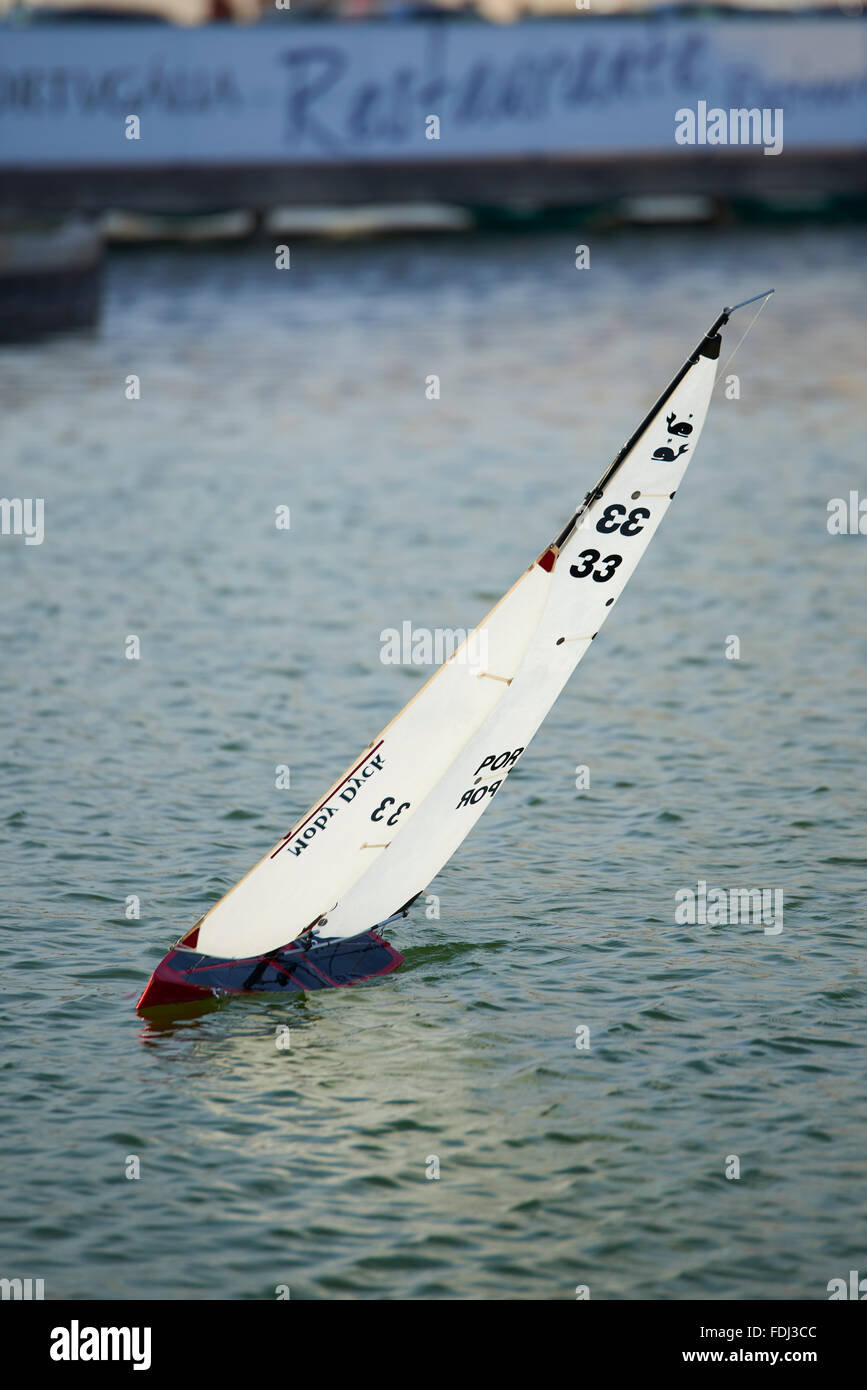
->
0, 18, 864, 167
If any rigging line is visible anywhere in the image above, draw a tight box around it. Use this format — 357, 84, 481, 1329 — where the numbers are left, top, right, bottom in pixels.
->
715, 292, 774, 389
551, 302, 736, 554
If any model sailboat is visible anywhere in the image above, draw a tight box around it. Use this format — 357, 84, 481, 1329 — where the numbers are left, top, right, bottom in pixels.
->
137, 297, 771, 1012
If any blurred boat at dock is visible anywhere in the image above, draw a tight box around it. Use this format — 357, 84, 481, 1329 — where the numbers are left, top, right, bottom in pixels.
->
0, 217, 102, 340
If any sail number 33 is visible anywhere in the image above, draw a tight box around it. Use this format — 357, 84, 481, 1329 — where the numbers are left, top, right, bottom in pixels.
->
570, 504, 650, 582
371, 797, 410, 827
570, 550, 622, 582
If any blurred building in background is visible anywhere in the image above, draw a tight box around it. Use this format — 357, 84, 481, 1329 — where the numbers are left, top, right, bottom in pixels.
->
0, 0, 864, 334
1, 0, 862, 16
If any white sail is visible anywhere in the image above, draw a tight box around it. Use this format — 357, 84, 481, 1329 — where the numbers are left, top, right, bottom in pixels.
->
320, 346, 719, 939
196, 561, 553, 956
195, 318, 724, 959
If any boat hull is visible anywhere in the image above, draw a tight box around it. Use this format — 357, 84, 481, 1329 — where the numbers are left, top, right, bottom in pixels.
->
136, 930, 404, 1012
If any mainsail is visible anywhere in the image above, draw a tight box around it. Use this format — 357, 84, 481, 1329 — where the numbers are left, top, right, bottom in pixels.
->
193, 306, 743, 960
196, 549, 553, 956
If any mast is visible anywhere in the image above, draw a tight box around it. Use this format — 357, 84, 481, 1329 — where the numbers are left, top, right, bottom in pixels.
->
551, 291, 774, 553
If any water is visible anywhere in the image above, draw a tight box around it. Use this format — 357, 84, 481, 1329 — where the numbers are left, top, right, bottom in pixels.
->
1, 225, 865, 1300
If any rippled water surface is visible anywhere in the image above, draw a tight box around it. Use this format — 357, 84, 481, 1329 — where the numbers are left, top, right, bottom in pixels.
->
1, 225, 865, 1299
